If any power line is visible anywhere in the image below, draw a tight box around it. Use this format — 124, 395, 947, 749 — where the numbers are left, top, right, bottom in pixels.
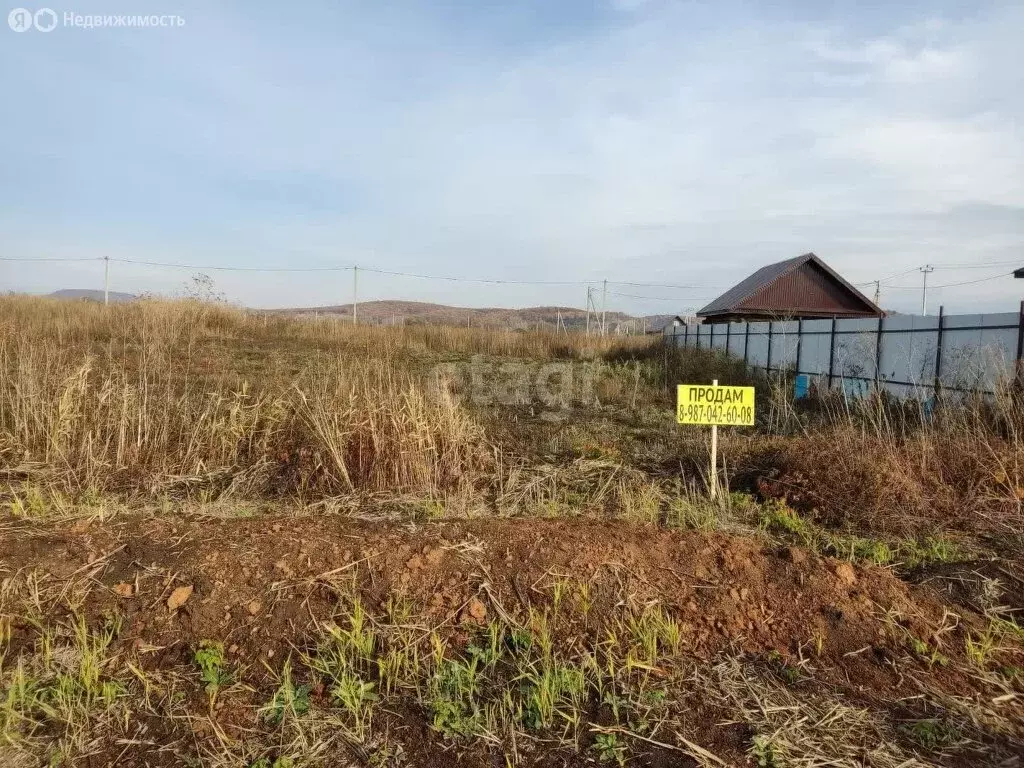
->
359, 266, 592, 286
609, 291, 715, 301
606, 280, 729, 290
608, 280, 726, 289
857, 266, 936, 286
0, 257, 102, 263
362, 269, 727, 289
14, 255, 1014, 295
868, 268, 925, 286
928, 272, 1011, 289
856, 260, 1023, 286
854, 266, 921, 286
111, 258, 354, 273
936, 263, 1021, 271
884, 272, 1011, 290
105, 258, 730, 288
108, 258, 597, 284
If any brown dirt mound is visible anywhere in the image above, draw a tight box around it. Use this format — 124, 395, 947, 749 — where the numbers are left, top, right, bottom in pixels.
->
1, 517, 985, 685
1, 515, 1018, 767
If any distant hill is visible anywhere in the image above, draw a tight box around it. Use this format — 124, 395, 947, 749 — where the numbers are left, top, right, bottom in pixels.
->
44, 290, 679, 332
49, 289, 136, 303
275, 300, 673, 333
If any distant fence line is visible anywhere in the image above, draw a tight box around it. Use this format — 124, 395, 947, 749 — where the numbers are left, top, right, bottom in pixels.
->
664, 304, 1024, 397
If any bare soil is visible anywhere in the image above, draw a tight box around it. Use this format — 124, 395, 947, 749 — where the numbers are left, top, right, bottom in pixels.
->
3, 514, 1021, 767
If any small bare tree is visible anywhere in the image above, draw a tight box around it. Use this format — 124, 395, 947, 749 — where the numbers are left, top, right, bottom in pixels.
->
182, 272, 225, 303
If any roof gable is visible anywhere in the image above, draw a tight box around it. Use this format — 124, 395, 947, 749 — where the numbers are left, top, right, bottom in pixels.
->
697, 253, 881, 318
697, 254, 805, 316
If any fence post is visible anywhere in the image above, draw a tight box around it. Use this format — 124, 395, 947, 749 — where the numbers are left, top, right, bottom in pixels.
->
766, 321, 773, 374
663, 331, 669, 392
710, 323, 714, 352
827, 317, 837, 390
684, 323, 689, 349
1016, 301, 1024, 387
874, 315, 884, 391
934, 305, 945, 396
796, 318, 803, 375
744, 321, 750, 366
726, 322, 731, 357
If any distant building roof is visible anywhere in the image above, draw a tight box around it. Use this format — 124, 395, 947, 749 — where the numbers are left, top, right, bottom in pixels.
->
696, 253, 883, 322
657, 315, 687, 334
1013, 267, 1024, 278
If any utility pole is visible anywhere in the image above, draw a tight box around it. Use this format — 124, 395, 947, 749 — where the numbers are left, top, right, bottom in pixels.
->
103, 255, 110, 306
585, 287, 592, 335
873, 280, 880, 306
919, 265, 935, 315
600, 279, 607, 336
352, 265, 358, 325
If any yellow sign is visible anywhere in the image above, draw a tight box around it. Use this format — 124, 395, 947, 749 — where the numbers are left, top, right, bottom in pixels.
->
676, 384, 755, 426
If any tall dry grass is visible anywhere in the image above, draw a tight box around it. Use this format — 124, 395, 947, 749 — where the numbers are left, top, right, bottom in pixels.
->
738, 377, 1024, 536
0, 344, 488, 499
640, 344, 1024, 537
20, 294, 1020, 539
0, 295, 649, 363
0, 297, 508, 501
0, 295, 658, 503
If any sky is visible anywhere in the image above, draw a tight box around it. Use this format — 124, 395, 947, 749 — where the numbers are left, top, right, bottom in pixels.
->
2, 0, 1023, 315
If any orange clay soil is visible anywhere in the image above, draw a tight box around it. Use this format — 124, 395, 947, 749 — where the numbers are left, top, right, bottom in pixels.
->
1, 515, 1019, 767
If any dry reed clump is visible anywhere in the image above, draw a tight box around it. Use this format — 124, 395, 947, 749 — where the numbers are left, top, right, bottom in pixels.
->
0, 296, 659, 509
289, 359, 489, 494
746, 392, 1024, 537
0, 337, 489, 502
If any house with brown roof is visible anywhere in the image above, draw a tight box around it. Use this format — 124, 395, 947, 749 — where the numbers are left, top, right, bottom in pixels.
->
696, 253, 883, 324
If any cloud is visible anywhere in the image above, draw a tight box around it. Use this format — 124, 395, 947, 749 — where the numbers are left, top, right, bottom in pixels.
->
818, 115, 1024, 208
1, 0, 1022, 314
805, 21, 971, 85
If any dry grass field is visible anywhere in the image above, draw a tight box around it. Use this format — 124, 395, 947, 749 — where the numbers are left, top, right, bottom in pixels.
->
1, 296, 1022, 767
